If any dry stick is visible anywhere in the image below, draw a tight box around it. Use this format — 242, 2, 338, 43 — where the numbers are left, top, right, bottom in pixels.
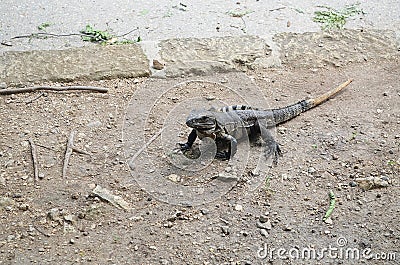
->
72, 147, 91, 156
0, 86, 108, 95
11, 32, 86, 40
25, 92, 45, 104
129, 128, 165, 163
28, 138, 39, 182
32, 215, 51, 237
63, 131, 76, 178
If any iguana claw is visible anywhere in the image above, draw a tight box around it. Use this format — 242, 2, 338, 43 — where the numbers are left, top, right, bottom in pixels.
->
215, 151, 230, 160
265, 142, 282, 165
179, 143, 191, 151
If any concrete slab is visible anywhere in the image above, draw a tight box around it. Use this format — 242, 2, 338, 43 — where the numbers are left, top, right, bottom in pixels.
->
274, 29, 399, 68
158, 35, 272, 77
1, 44, 149, 86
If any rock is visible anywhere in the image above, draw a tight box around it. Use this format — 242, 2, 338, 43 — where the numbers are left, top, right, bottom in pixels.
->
152, 59, 164, 70
92, 185, 132, 210
18, 203, 29, 211
64, 214, 77, 224
259, 215, 269, 223
260, 229, 269, 237
0, 175, 5, 186
69, 238, 75, 244
63, 223, 76, 233
221, 225, 230, 235
308, 167, 317, 174
234, 204, 243, 211
38, 247, 45, 252
87, 120, 102, 127
256, 220, 272, 230
349, 181, 357, 187
283, 225, 292, 231
324, 217, 333, 224
166, 174, 181, 183
356, 176, 390, 190
278, 126, 287, 134
48, 208, 61, 222
225, 166, 232, 173
200, 209, 209, 215
0, 196, 14, 209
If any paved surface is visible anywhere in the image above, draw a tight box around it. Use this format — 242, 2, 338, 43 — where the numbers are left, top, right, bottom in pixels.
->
1, 0, 399, 52
0, 1, 399, 85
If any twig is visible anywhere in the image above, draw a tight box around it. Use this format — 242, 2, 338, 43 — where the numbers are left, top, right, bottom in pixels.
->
117, 27, 139, 38
11, 28, 139, 40
269, 7, 286, 12
28, 138, 39, 182
34, 143, 57, 152
25, 92, 45, 104
72, 147, 91, 156
0, 86, 108, 95
323, 191, 336, 222
129, 128, 165, 163
32, 215, 51, 237
63, 131, 76, 178
11, 32, 90, 40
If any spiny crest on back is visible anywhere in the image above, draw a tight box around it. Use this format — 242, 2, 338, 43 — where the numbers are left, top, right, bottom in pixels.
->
218, 105, 260, 112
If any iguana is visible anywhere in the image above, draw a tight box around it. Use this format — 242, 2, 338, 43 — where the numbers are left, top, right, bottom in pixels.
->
179, 79, 352, 164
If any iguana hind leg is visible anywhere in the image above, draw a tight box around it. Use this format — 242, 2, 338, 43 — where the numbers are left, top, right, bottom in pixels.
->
215, 133, 238, 160
259, 124, 282, 165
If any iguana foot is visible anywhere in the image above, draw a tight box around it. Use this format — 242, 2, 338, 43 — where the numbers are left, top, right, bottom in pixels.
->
178, 143, 191, 151
264, 141, 282, 165
215, 151, 230, 160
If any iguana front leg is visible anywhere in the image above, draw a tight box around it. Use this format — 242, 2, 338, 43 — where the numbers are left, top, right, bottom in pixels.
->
179, 129, 197, 151
259, 124, 282, 165
215, 133, 238, 160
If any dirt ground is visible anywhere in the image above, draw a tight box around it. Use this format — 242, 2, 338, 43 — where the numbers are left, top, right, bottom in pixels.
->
0, 58, 399, 264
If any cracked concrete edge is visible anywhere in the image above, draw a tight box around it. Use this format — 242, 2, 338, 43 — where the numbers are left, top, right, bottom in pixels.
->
0, 29, 399, 87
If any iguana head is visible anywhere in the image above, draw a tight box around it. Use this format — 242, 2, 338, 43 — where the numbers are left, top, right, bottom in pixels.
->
185, 109, 217, 131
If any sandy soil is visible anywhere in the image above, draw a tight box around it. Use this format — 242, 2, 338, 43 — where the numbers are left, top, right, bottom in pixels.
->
0, 59, 399, 264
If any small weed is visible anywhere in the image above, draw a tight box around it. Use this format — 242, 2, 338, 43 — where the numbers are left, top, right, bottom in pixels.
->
387, 160, 397, 166
313, 3, 364, 30
38, 22, 51, 31
227, 9, 254, 18
264, 175, 275, 195
349, 131, 358, 141
139, 9, 150, 16
80, 24, 113, 44
311, 144, 318, 149
80, 24, 139, 45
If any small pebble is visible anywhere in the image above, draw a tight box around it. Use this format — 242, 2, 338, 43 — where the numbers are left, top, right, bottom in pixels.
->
69, 238, 75, 244
221, 225, 230, 235
308, 167, 316, 174
349, 181, 357, 187
234, 204, 243, 211
283, 225, 292, 231
260, 229, 269, 237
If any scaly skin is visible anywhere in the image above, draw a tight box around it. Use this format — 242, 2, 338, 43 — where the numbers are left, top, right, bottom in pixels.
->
180, 79, 352, 164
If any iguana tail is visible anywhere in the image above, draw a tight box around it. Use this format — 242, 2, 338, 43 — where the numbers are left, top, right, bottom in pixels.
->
272, 79, 352, 124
